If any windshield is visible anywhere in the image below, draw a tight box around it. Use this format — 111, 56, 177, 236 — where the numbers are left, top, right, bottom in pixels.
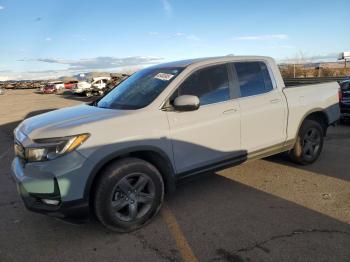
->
97, 67, 183, 109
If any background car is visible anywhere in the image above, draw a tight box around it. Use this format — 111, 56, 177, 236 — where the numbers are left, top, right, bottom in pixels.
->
340, 80, 350, 120
64, 80, 78, 89
72, 77, 111, 97
41, 84, 57, 94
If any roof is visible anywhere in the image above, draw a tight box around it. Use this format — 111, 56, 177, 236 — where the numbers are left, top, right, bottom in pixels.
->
151, 55, 273, 69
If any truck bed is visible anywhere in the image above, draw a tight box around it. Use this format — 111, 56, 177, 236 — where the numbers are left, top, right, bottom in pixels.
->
282, 82, 340, 141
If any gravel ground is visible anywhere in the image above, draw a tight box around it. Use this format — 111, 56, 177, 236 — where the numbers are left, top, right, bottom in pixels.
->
0, 89, 349, 262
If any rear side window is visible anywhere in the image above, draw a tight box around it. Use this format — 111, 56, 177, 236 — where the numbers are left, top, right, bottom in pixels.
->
175, 64, 230, 105
234, 62, 273, 98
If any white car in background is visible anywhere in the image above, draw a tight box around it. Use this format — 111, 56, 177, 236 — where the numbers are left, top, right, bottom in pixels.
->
73, 77, 111, 97
40, 81, 65, 93
49, 81, 64, 90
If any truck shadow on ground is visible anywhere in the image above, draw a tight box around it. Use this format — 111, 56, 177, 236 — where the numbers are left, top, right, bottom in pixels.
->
1, 170, 350, 262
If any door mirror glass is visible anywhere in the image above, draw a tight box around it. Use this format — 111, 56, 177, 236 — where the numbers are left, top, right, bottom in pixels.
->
173, 95, 200, 111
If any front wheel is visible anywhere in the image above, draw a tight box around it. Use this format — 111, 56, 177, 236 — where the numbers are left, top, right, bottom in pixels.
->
289, 119, 324, 165
93, 158, 164, 232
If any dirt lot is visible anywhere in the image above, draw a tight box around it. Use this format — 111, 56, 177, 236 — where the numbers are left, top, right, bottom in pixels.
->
1, 90, 350, 262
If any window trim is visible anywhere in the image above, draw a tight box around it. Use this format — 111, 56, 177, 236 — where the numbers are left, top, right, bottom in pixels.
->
230, 60, 277, 100
161, 62, 237, 110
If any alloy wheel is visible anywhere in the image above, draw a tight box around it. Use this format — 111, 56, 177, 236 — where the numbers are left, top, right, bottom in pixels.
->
111, 173, 155, 222
302, 127, 321, 161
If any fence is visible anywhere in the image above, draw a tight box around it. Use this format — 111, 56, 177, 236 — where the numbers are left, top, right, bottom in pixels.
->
284, 76, 348, 86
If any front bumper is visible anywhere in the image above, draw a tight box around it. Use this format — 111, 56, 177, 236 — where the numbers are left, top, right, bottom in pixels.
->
11, 152, 94, 220
16, 181, 89, 220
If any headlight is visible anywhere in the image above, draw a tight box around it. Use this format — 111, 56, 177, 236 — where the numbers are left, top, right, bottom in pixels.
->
24, 134, 89, 162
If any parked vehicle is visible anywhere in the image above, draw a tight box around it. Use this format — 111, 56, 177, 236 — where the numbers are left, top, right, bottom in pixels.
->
339, 80, 350, 120
40, 81, 64, 94
12, 56, 340, 232
0, 87, 4, 95
41, 84, 57, 94
64, 80, 78, 89
72, 77, 111, 97
106, 74, 130, 91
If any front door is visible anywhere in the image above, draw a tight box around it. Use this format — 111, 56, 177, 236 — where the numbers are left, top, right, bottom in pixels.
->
166, 64, 242, 174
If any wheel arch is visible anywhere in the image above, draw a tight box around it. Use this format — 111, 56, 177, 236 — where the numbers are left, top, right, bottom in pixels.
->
84, 146, 176, 203
298, 109, 329, 136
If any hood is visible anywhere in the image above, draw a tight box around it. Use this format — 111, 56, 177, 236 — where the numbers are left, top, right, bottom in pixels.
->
17, 104, 127, 139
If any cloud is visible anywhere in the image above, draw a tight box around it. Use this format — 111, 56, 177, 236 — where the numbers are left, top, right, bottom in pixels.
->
5, 56, 163, 80
235, 34, 288, 41
172, 32, 201, 41
0, 6, 4, 10
160, 0, 172, 17
307, 53, 339, 61
28, 56, 164, 70
186, 34, 200, 41
279, 52, 340, 63
174, 32, 185, 37
72, 34, 87, 41
45, 37, 52, 41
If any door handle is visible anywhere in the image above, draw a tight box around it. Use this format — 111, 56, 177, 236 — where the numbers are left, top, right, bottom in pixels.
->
270, 99, 281, 104
223, 109, 238, 115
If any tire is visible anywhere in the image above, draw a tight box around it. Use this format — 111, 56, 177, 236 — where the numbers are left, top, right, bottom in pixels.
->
289, 119, 324, 165
93, 157, 164, 232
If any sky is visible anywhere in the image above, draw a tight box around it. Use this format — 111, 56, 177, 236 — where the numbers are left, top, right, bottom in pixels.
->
0, 0, 349, 80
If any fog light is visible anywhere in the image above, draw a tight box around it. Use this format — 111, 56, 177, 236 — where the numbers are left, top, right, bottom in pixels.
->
41, 199, 60, 205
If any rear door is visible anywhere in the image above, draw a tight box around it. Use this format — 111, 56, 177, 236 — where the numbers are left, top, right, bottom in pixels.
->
231, 61, 287, 153
166, 63, 242, 174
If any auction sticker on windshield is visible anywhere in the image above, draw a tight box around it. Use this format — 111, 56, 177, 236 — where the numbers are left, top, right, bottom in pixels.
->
154, 73, 174, 81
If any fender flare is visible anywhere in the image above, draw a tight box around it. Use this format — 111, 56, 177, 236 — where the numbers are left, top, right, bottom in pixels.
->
83, 145, 176, 200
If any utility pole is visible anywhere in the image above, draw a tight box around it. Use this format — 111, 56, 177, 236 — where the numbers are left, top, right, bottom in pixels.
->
293, 63, 296, 78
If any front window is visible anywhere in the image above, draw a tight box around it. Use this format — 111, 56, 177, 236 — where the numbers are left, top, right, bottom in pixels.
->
172, 64, 230, 106
97, 67, 183, 109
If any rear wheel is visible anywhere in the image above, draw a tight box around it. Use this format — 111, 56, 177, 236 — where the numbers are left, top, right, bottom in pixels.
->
289, 119, 324, 165
94, 158, 164, 232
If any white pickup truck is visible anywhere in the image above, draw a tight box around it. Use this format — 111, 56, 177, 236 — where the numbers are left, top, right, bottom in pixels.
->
12, 56, 340, 232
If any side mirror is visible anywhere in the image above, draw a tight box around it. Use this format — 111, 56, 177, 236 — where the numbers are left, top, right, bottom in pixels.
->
173, 95, 200, 111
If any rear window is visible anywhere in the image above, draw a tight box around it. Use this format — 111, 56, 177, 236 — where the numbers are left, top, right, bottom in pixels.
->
234, 62, 274, 98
